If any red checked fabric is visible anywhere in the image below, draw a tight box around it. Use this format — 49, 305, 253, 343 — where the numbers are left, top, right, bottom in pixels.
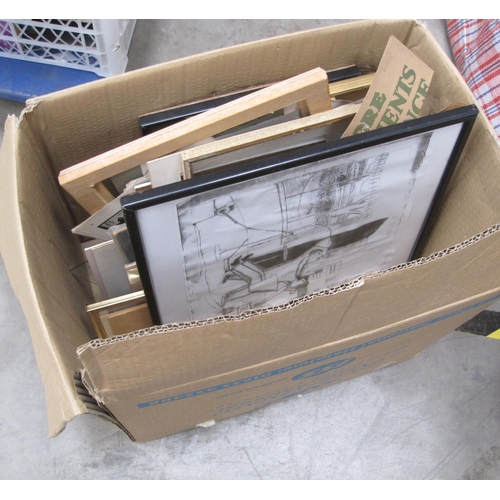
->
447, 19, 500, 137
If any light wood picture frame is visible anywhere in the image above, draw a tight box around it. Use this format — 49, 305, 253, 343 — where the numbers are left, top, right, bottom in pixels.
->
145, 103, 361, 188
86, 290, 151, 339
58, 68, 332, 215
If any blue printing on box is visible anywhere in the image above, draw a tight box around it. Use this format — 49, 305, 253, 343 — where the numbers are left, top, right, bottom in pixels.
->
137, 292, 500, 409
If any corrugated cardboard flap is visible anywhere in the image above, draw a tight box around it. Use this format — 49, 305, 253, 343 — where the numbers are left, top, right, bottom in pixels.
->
78, 224, 500, 405
82, 285, 500, 442
0, 116, 93, 437
77, 279, 364, 399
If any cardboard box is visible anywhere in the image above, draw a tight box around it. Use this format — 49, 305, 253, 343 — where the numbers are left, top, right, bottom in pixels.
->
2, 20, 500, 443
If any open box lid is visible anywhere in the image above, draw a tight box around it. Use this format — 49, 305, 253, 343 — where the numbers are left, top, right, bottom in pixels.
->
0, 117, 89, 433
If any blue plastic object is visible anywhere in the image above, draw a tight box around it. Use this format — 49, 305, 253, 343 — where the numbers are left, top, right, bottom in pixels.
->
0, 56, 102, 102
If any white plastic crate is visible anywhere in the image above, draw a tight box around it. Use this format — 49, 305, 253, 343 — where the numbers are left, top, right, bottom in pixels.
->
0, 19, 136, 77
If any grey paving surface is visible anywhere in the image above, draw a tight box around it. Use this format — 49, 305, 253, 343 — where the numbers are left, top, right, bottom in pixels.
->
1, 19, 500, 480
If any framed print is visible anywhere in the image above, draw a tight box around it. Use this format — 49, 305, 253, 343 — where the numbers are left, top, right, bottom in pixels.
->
122, 105, 478, 325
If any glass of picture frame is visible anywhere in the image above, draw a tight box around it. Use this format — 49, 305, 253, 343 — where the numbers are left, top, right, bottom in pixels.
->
121, 105, 478, 326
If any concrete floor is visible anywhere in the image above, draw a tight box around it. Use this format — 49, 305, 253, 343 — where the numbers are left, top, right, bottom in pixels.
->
2, 19, 500, 480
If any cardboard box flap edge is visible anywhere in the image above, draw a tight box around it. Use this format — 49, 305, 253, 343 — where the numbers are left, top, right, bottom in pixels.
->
76, 278, 365, 396
149, 282, 500, 402
76, 223, 500, 402
74, 371, 136, 441
85, 285, 500, 442
0, 116, 89, 437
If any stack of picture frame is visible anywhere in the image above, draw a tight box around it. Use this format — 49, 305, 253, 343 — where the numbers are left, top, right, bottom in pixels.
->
60, 64, 478, 338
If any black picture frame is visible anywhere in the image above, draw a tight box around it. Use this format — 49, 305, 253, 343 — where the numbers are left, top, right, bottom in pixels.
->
123, 104, 478, 325
139, 66, 361, 134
